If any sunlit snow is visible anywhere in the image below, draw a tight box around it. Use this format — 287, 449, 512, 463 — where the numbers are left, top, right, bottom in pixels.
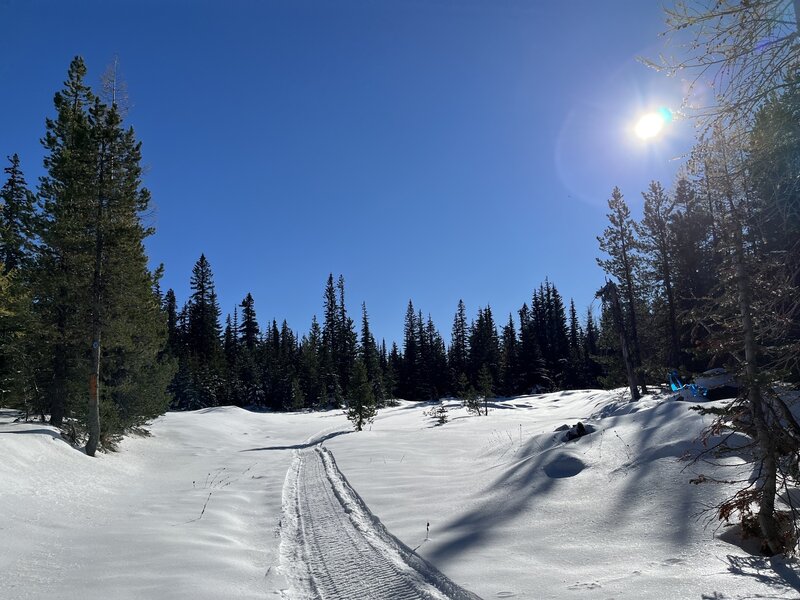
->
1, 391, 798, 599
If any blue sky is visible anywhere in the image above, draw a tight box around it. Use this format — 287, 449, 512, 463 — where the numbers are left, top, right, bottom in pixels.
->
0, 0, 696, 346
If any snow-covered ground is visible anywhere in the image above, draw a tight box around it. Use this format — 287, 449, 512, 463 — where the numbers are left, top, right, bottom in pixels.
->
2, 390, 799, 599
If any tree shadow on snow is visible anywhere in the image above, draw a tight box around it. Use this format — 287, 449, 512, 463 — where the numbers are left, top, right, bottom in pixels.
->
715, 554, 800, 597
423, 431, 565, 566
240, 429, 351, 452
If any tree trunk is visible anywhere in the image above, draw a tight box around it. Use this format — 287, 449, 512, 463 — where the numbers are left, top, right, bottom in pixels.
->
86, 145, 105, 458
599, 282, 640, 401
663, 263, 681, 368
86, 336, 101, 456
732, 222, 782, 554
621, 251, 646, 394
49, 346, 66, 427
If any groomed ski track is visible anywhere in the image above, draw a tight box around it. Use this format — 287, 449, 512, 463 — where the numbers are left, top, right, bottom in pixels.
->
280, 440, 482, 600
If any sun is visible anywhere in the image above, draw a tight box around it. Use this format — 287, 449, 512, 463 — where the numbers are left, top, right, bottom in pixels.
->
634, 107, 673, 140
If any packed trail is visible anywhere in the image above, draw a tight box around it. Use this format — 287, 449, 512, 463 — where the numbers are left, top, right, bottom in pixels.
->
280, 444, 482, 600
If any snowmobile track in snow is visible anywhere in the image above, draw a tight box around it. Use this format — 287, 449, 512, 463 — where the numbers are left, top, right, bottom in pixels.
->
280, 444, 482, 600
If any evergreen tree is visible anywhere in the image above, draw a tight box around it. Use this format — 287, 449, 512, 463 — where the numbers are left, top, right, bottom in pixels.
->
400, 300, 419, 400
669, 177, 716, 371
0, 154, 37, 273
321, 274, 342, 405
336, 275, 357, 398
299, 315, 324, 408
221, 311, 240, 406
384, 341, 401, 401
359, 302, 384, 403
467, 306, 500, 389
239, 293, 260, 350
36, 57, 173, 452
0, 267, 35, 416
597, 187, 645, 392
448, 299, 469, 394
636, 180, 680, 369
499, 313, 519, 396
163, 289, 180, 355
477, 364, 493, 416
424, 314, 448, 400
237, 293, 261, 406
347, 359, 376, 431
0, 155, 37, 414
181, 254, 223, 408
517, 302, 545, 393
36, 56, 96, 428
566, 299, 584, 388
582, 308, 602, 388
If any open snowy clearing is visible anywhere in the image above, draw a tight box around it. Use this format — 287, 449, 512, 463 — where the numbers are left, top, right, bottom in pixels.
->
2, 390, 800, 599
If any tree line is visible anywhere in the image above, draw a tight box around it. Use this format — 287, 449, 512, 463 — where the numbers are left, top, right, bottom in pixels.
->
163, 258, 604, 414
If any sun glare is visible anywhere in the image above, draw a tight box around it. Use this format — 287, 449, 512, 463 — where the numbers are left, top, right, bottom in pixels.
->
634, 107, 673, 140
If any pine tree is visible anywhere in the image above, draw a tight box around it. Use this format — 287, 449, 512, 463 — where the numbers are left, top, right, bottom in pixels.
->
517, 302, 545, 393
477, 364, 494, 416
163, 289, 180, 355
468, 306, 500, 391
336, 275, 357, 398
299, 316, 324, 408
424, 314, 448, 400
321, 274, 342, 405
384, 341, 401, 402
448, 299, 469, 395
597, 187, 645, 393
221, 311, 240, 406
499, 313, 519, 396
669, 177, 716, 371
183, 254, 223, 408
36, 56, 96, 428
359, 302, 384, 403
0, 154, 37, 413
0, 154, 37, 274
637, 180, 680, 369
347, 359, 376, 431
237, 293, 261, 406
239, 293, 260, 350
582, 308, 602, 388
36, 57, 172, 452
566, 299, 584, 388
400, 300, 419, 400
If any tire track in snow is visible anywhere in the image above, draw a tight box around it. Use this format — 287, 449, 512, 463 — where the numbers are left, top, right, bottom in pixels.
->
280, 445, 482, 600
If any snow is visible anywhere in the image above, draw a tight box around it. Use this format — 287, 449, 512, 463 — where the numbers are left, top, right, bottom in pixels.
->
2, 391, 799, 599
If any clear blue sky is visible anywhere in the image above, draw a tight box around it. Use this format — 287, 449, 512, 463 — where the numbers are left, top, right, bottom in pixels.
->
0, 0, 695, 346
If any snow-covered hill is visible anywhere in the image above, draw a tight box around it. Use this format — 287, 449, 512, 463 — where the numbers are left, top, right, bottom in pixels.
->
1, 391, 798, 599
